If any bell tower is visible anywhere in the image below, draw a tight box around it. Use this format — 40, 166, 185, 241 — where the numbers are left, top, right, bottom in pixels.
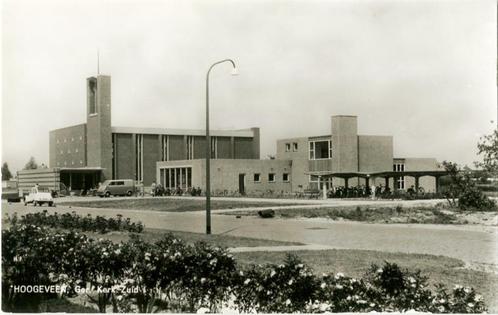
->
86, 75, 112, 180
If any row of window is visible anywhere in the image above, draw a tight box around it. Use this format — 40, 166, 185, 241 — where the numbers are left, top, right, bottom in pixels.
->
56, 160, 84, 166
253, 173, 290, 183
56, 136, 83, 144
285, 140, 333, 160
59, 148, 80, 154
284, 142, 299, 152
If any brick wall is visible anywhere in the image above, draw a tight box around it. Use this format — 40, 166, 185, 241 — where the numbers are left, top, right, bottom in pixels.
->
142, 135, 160, 185
114, 133, 134, 180
331, 115, 358, 172
217, 137, 232, 158
157, 159, 292, 194
234, 137, 255, 159
168, 135, 185, 160
358, 135, 393, 172
49, 124, 87, 168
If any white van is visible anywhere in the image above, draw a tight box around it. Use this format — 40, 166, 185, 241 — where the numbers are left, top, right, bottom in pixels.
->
97, 179, 135, 197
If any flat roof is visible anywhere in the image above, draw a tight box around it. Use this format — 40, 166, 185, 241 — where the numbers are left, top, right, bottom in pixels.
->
59, 167, 104, 172
112, 126, 254, 138
306, 170, 449, 178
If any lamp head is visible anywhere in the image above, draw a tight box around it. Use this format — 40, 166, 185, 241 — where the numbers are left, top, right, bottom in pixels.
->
231, 67, 239, 76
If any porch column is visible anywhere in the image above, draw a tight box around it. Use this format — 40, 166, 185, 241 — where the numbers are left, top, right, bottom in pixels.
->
344, 177, 349, 188
415, 176, 420, 192
435, 175, 441, 193
322, 176, 327, 200
384, 177, 389, 189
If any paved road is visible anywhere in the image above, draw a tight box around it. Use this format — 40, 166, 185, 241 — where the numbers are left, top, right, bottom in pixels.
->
3, 200, 496, 273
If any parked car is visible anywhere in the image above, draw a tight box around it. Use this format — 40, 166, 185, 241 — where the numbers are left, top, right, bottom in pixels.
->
97, 179, 135, 197
24, 188, 55, 206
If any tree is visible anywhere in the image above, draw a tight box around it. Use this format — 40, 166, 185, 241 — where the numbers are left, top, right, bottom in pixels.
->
475, 129, 498, 175
441, 161, 496, 211
1, 162, 13, 180
23, 157, 38, 170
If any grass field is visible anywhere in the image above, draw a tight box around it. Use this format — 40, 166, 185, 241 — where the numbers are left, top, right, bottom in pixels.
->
233, 249, 498, 312
83, 227, 303, 248
88, 227, 498, 311
61, 198, 301, 212
223, 205, 498, 225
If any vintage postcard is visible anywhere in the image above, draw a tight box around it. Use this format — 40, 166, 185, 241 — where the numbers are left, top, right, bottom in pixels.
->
1, 0, 497, 313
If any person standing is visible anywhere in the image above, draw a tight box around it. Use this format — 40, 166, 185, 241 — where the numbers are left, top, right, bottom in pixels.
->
151, 182, 156, 197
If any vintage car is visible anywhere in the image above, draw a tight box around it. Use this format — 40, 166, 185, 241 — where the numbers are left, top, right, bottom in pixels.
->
24, 188, 55, 207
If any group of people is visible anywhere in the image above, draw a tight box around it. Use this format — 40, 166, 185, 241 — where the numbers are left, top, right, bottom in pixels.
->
327, 184, 392, 199
150, 182, 202, 197
327, 183, 423, 199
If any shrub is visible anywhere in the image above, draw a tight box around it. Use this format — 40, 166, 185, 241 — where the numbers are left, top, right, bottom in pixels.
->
233, 254, 318, 313
2, 225, 489, 313
7, 211, 144, 234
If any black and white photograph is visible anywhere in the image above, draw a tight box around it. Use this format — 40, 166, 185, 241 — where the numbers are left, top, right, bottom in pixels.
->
1, 0, 497, 313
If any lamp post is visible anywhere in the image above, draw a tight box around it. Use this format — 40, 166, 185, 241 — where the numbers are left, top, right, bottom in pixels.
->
206, 59, 238, 235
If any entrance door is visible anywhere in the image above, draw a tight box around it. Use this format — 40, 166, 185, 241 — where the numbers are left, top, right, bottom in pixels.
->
238, 174, 245, 195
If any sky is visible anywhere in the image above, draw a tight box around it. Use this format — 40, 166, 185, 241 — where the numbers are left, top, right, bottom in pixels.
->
1, 0, 497, 174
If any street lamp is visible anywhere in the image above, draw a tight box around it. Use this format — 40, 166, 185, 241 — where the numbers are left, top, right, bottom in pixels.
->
206, 59, 238, 235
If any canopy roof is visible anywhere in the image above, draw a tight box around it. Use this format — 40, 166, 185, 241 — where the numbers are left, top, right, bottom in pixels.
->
305, 170, 449, 178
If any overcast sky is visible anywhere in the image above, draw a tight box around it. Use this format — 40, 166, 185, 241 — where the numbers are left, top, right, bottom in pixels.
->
2, 0, 497, 174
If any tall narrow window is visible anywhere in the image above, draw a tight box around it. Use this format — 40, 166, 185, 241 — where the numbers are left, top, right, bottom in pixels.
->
309, 142, 315, 159
186, 136, 194, 160
162, 135, 169, 161
211, 137, 217, 158
88, 78, 97, 115
136, 134, 143, 181
112, 134, 116, 179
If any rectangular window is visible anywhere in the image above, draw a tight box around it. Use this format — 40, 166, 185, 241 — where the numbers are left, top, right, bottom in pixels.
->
162, 135, 169, 161
136, 134, 143, 182
211, 137, 217, 158
88, 78, 97, 115
160, 166, 192, 190
285, 143, 291, 152
283, 173, 290, 182
112, 134, 116, 179
254, 173, 261, 182
268, 173, 275, 182
309, 140, 332, 160
293, 143, 298, 151
186, 136, 194, 160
